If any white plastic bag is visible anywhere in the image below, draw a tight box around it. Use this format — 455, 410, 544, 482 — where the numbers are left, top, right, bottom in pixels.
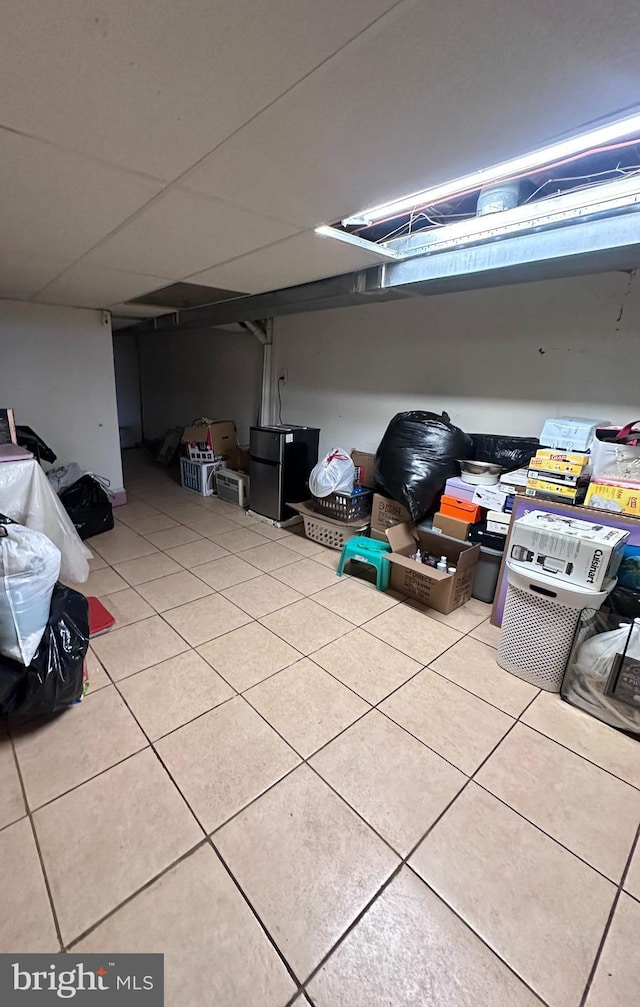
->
0, 522, 61, 665
565, 619, 640, 732
0, 458, 90, 583
309, 448, 355, 498
47, 463, 84, 494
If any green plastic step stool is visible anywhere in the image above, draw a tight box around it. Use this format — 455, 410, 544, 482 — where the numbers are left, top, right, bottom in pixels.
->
337, 536, 392, 591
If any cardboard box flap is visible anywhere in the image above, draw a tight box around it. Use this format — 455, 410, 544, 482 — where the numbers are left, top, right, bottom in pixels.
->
386, 523, 418, 552
455, 542, 480, 571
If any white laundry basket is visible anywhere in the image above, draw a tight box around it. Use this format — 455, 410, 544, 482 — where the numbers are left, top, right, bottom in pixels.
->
497, 563, 614, 692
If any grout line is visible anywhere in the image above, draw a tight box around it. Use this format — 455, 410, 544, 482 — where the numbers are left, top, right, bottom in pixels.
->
66, 838, 210, 949
8, 731, 65, 951
76, 464, 638, 1000
579, 823, 640, 1007
206, 837, 305, 996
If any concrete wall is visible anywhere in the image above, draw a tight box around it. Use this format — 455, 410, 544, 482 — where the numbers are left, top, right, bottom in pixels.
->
0, 299, 124, 489
275, 271, 639, 455
139, 326, 262, 445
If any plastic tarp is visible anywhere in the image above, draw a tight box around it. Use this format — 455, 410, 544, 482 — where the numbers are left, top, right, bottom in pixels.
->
0, 459, 90, 583
0, 584, 89, 717
0, 522, 61, 665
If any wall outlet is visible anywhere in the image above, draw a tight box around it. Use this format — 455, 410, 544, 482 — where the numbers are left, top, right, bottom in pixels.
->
278, 369, 288, 384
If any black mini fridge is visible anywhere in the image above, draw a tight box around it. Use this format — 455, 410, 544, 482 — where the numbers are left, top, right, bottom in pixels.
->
250, 425, 320, 523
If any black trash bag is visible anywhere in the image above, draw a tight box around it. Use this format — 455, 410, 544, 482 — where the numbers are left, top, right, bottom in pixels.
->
601, 584, 640, 621
375, 411, 472, 522
469, 433, 539, 472
59, 475, 114, 540
0, 584, 89, 717
15, 425, 57, 464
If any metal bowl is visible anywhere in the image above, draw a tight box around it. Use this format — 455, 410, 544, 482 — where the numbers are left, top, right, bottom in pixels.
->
457, 459, 504, 485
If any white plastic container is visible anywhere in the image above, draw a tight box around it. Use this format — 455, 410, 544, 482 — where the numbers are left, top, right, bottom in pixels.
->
539, 417, 610, 453
497, 562, 614, 691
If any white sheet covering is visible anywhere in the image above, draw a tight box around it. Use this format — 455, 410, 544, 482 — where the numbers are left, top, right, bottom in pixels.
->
0, 459, 91, 583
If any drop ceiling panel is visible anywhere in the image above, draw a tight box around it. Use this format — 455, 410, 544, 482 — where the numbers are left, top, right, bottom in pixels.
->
0, 128, 162, 262
0, 0, 399, 180
187, 230, 388, 293
36, 265, 168, 309
82, 189, 299, 279
183, 0, 640, 228
0, 251, 68, 301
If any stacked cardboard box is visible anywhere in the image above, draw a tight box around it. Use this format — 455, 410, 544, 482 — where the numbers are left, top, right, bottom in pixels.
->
526, 448, 591, 505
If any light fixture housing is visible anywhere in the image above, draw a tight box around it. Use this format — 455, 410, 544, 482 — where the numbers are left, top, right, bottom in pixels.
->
339, 109, 640, 226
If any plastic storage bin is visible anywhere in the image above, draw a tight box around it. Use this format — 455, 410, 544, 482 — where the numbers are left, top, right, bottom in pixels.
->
471, 545, 503, 604
312, 487, 372, 522
562, 610, 640, 733
497, 562, 614, 691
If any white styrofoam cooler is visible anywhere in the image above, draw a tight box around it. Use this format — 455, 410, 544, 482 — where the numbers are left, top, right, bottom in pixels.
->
497, 562, 614, 691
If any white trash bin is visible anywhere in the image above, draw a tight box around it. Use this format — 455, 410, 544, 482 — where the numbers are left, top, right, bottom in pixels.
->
497, 562, 615, 692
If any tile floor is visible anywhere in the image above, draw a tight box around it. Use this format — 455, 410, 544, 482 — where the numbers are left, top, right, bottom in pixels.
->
1, 450, 639, 1005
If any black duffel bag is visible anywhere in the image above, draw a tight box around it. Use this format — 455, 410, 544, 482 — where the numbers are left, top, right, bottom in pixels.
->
60, 475, 114, 540
0, 584, 89, 717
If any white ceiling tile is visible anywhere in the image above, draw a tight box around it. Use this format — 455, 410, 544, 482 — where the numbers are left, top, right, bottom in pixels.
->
35, 265, 167, 309
183, 0, 640, 227
0, 251, 72, 301
0, 0, 399, 179
81, 189, 299, 279
0, 129, 162, 262
187, 230, 388, 293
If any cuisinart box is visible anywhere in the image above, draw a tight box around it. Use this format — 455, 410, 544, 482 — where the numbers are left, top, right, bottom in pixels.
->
508, 510, 628, 590
386, 524, 480, 614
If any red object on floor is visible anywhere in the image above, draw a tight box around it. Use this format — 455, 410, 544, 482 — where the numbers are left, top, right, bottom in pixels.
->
87, 596, 116, 637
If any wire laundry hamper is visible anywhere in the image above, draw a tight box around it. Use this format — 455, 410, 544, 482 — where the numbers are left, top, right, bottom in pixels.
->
497, 563, 614, 692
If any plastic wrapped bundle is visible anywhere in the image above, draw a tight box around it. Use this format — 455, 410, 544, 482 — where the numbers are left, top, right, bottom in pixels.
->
0, 519, 61, 665
562, 610, 640, 733
0, 584, 89, 717
375, 411, 472, 522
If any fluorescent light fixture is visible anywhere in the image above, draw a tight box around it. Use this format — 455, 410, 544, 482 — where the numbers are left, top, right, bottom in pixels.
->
314, 224, 402, 258
382, 172, 640, 257
344, 110, 640, 225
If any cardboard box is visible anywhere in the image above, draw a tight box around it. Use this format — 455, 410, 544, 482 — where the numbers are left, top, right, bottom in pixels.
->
508, 509, 628, 590
386, 524, 480, 614
486, 511, 511, 535
472, 485, 508, 512
433, 512, 472, 540
182, 420, 237, 458
585, 480, 640, 517
444, 476, 475, 503
535, 448, 591, 466
229, 445, 250, 473
499, 468, 529, 494
527, 467, 585, 486
371, 493, 411, 534
370, 528, 390, 543
529, 456, 589, 477
351, 450, 376, 489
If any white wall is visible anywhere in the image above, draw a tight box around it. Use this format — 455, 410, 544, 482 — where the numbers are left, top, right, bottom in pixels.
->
275, 271, 640, 455
0, 299, 124, 490
139, 327, 262, 444
113, 332, 142, 445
